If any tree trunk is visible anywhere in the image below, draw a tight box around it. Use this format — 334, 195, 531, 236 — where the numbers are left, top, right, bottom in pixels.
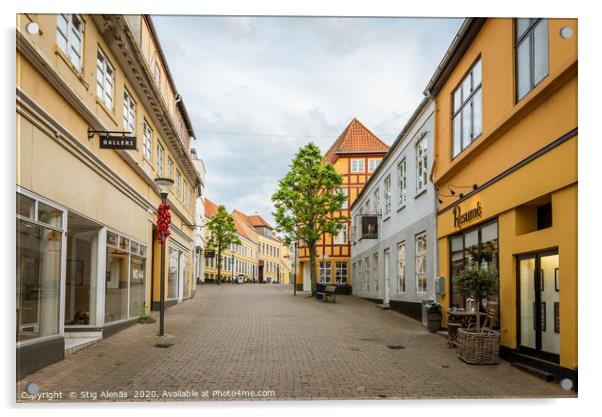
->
217, 246, 222, 285
309, 243, 317, 294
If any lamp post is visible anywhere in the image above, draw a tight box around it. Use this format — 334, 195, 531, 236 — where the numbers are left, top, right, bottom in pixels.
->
154, 177, 174, 337
293, 242, 297, 296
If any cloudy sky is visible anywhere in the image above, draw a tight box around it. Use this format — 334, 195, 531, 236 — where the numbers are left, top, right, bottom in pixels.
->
152, 16, 463, 225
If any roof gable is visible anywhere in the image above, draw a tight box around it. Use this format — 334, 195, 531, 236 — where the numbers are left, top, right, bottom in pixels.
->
204, 198, 219, 218
324, 118, 389, 163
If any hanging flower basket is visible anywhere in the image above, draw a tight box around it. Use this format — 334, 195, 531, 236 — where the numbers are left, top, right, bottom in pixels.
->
456, 328, 500, 364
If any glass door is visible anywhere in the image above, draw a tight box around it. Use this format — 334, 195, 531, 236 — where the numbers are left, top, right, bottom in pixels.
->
517, 251, 560, 359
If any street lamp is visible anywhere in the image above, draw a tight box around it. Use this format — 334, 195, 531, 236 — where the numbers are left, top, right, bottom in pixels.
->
154, 177, 174, 337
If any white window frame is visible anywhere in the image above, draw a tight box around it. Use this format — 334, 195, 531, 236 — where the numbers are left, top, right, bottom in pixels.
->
319, 261, 331, 284
351, 159, 365, 173
56, 14, 84, 71
153, 60, 161, 87
384, 176, 392, 216
398, 159, 407, 207
123, 89, 136, 134
156, 142, 164, 176
167, 158, 173, 179
341, 188, 349, 209
175, 171, 181, 198
142, 122, 153, 162
373, 188, 380, 214
368, 158, 381, 173
416, 138, 428, 194
397, 242, 406, 293
373, 253, 379, 292
415, 232, 427, 293
452, 59, 482, 158
335, 261, 348, 284
334, 224, 348, 245
96, 48, 115, 110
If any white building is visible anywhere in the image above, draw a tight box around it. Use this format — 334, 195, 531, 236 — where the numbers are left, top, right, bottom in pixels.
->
191, 148, 206, 287
350, 98, 437, 321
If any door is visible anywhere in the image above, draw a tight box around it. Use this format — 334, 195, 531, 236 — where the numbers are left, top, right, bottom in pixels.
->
383, 249, 390, 305
518, 251, 560, 360
303, 262, 311, 291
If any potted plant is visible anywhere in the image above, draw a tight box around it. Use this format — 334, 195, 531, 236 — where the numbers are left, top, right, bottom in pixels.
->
452, 267, 499, 364
425, 302, 442, 332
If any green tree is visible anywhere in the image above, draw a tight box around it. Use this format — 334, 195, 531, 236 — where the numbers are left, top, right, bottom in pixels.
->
272, 143, 347, 292
453, 267, 498, 331
206, 205, 241, 285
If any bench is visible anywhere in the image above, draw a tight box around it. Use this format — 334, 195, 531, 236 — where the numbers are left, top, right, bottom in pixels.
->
316, 285, 337, 303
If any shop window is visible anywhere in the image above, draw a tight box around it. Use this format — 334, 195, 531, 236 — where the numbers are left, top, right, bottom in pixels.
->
373, 253, 379, 292
449, 221, 499, 309
397, 242, 406, 293
537, 203, 552, 230
17, 218, 62, 342
105, 247, 129, 323
415, 232, 427, 293
17, 193, 35, 219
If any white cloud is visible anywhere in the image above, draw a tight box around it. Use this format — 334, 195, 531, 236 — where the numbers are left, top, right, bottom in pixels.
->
153, 16, 462, 224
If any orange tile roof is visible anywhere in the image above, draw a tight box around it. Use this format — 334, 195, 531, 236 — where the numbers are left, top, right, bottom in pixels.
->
204, 198, 219, 218
249, 214, 274, 229
324, 118, 389, 163
232, 210, 254, 229
233, 217, 253, 241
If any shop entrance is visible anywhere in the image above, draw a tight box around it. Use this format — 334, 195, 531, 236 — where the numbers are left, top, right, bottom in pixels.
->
517, 251, 560, 360
64, 212, 102, 327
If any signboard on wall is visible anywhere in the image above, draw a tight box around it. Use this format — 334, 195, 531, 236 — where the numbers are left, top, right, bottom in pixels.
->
99, 135, 137, 150
361, 215, 378, 239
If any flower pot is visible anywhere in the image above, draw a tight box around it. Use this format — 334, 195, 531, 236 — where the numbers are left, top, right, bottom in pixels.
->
426, 312, 442, 332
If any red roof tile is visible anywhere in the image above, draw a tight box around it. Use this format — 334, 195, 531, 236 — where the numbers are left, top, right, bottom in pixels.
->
324, 118, 389, 163
204, 198, 219, 218
249, 214, 273, 229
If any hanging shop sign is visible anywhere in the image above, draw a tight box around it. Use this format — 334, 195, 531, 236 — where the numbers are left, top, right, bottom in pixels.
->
88, 128, 137, 150
99, 135, 137, 150
361, 215, 378, 239
453, 201, 482, 229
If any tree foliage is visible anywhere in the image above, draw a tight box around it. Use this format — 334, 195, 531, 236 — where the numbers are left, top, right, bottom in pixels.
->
206, 205, 241, 283
453, 267, 498, 304
272, 142, 347, 290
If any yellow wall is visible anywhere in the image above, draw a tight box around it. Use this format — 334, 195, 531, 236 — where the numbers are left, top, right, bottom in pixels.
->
433, 18, 577, 370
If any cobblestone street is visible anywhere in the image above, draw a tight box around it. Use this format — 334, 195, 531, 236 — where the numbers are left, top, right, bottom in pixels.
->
17, 285, 574, 402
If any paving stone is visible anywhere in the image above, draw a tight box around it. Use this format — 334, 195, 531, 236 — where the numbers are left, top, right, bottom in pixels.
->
16, 284, 574, 402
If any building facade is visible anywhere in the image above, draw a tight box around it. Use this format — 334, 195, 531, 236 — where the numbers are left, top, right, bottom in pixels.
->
16, 14, 202, 378
428, 18, 577, 381
296, 119, 389, 291
350, 99, 437, 320
191, 149, 206, 285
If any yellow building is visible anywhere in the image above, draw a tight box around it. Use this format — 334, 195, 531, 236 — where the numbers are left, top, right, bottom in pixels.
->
428, 18, 577, 381
16, 14, 202, 378
296, 119, 389, 291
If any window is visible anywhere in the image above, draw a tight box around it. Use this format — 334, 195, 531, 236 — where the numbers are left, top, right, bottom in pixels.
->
156, 142, 164, 176
336, 261, 348, 284
123, 89, 136, 134
319, 261, 331, 283
398, 159, 407, 207
175, 171, 181, 197
153, 61, 161, 87
364, 199, 370, 214
142, 122, 152, 162
96, 49, 115, 110
351, 159, 365, 173
515, 19, 548, 101
334, 224, 348, 245
415, 232, 427, 293
397, 242, 406, 293
384, 176, 392, 215
183, 180, 189, 206
373, 189, 380, 214
105, 231, 148, 322
167, 158, 173, 179
449, 221, 499, 308
416, 138, 428, 193
364, 257, 370, 292
17, 197, 64, 342
368, 158, 382, 173
452, 59, 482, 158
341, 188, 349, 209
56, 14, 84, 71
373, 253, 379, 292
168, 246, 180, 299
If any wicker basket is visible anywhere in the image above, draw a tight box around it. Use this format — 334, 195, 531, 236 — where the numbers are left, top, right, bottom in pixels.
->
456, 328, 500, 364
